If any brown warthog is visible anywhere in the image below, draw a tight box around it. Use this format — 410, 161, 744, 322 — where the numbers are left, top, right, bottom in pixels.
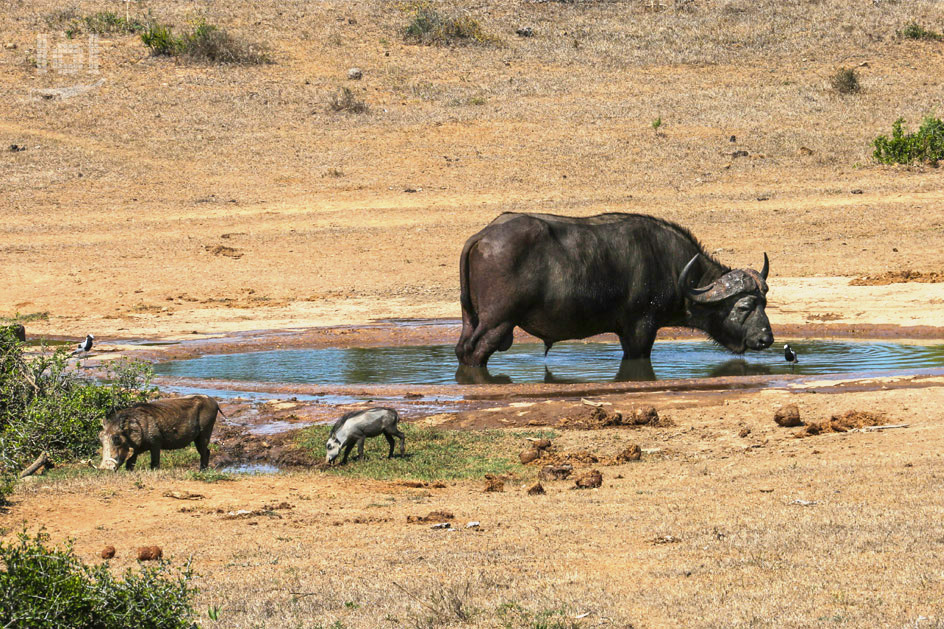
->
99, 395, 222, 471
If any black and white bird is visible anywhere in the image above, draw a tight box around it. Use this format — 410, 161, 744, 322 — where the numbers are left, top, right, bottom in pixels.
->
75, 334, 94, 354
784, 344, 798, 369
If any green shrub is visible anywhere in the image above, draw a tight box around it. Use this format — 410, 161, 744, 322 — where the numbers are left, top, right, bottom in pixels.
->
403, 5, 493, 46
0, 328, 155, 502
142, 20, 270, 64
901, 23, 942, 41
0, 530, 196, 629
873, 116, 944, 165
141, 23, 182, 56
831, 67, 860, 94
82, 12, 147, 35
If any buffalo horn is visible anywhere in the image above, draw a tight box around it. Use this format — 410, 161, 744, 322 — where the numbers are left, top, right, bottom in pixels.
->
760, 252, 769, 280
679, 254, 714, 303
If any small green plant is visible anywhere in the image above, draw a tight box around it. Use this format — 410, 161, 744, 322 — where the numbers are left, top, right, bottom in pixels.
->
0, 530, 196, 628
901, 23, 942, 41
208, 605, 221, 621
652, 116, 663, 131
83, 12, 147, 35
0, 311, 48, 324
403, 4, 493, 46
831, 67, 860, 94
328, 87, 369, 114
873, 116, 944, 165
141, 23, 182, 56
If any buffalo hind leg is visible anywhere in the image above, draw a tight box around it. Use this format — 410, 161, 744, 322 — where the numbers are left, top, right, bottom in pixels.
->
469, 322, 515, 367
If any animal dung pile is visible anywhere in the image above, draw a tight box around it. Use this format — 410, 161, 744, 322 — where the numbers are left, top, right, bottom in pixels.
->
484, 475, 505, 492
539, 463, 573, 481
798, 410, 887, 437
557, 405, 666, 430
774, 404, 803, 427
615, 444, 642, 463
407, 510, 455, 524
519, 438, 555, 464
573, 469, 603, 490
100, 545, 116, 559
527, 482, 546, 495
137, 546, 163, 561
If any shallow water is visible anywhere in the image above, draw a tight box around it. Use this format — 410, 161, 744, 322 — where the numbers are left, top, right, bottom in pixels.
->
154, 340, 944, 385
220, 463, 280, 474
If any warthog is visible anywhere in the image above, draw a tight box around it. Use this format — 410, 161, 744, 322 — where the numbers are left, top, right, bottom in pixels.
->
325, 408, 405, 465
99, 395, 222, 471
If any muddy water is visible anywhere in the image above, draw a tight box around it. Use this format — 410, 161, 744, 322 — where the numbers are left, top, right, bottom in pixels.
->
154, 340, 944, 385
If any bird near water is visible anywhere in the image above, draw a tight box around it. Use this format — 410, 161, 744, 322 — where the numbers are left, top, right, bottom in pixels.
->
784, 344, 798, 370
75, 334, 94, 354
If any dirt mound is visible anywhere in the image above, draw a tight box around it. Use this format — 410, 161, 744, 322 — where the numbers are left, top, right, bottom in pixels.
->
205, 244, 243, 259
484, 475, 505, 493
798, 410, 887, 437
407, 510, 455, 524
557, 405, 667, 430
850, 270, 944, 286
616, 444, 642, 462
574, 470, 603, 489
137, 546, 163, 561
774, 404, 803, 427
539, 464, 573, 481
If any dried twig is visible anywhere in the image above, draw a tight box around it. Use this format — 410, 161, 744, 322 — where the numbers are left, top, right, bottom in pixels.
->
19, 452, 49, 478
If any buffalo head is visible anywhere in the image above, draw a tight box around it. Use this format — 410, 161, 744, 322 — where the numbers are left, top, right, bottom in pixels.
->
679, 253, 774, 354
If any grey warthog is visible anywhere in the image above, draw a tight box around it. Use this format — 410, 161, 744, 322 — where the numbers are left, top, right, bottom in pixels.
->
99, 395, 222, 471
325, 408, 405, 465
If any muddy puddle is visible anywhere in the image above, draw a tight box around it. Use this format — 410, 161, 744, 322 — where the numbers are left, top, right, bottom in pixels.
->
154, 340, 944, 385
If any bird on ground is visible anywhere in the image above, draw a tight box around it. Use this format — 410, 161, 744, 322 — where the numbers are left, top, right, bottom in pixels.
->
784, 344, 798, 369
75, 334, 94, 354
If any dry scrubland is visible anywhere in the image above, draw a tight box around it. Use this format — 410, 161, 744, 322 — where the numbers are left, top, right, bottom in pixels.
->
1, 0, 944, 335
3, 0, 944, 627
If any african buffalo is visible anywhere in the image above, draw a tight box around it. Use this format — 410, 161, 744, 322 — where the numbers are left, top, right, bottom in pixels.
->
455, 212, 774, 366
99, 395, 222, 471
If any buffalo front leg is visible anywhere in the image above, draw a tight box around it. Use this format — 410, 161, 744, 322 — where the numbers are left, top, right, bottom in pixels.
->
619, 320, 657, 360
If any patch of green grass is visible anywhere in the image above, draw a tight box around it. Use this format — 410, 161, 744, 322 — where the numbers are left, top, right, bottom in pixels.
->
141, 22, 181, 56
82, 12, 147, 35
496, 601, 583, 629
297, 424, 555, 482
873, 116, 944, 165
403, 4, 495, 46
901, 22, 942, 41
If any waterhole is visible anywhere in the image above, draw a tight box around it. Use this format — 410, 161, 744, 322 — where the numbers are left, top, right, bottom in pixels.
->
154, 340, 944, 385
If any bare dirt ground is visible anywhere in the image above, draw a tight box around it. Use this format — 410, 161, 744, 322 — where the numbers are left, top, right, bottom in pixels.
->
3, 0, 944, 626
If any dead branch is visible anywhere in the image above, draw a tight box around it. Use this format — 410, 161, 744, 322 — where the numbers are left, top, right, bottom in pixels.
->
20, 451, 49, 478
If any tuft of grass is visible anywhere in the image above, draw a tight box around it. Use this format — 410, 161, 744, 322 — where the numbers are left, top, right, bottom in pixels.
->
142, 20, 270, 64
652, 116, 663, 131
901, 22, 942, 41
297, 424, 556, 481
830, 67, 860, 94
0, 311, 48, 324
82, 12, 147, 35
873, 116, 944, 166
403, 4, 495, 46
328, 87, 369, 114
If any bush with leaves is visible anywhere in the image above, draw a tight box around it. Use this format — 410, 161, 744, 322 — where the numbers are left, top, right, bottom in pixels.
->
0, 530, 196, 629
0, 327, 155, 501
403, 4, 493, 46
142, 19, 270, 64
873, 116, 944, 165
